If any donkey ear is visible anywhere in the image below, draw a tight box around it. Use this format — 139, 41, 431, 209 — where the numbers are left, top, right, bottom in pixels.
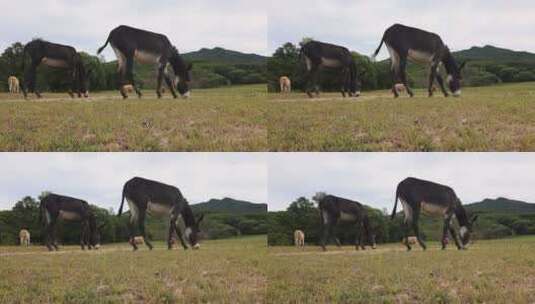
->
471, 215, 478, 223
197, 213, 204, 224
459, 61, 467, 71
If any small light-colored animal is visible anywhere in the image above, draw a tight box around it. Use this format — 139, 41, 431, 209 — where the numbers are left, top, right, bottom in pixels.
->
279, 76, 291, 93
8, 76, 20, 94
294, 230, 305, 248
394, 83, 406, 94
122, 84, 134, 93
394, 83, 436, 95
19, 229, 30, 246
131, 236, 145, 245
403, 236, 418, 246
123, 84, 166, 94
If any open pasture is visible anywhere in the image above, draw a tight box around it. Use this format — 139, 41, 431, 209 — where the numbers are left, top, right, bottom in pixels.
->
0, 236, 266, 303
0, 84, 267, 151
266, 236, 535, 303
268, 82, 535, 151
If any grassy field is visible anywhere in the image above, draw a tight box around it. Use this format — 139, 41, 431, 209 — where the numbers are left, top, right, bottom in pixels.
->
0, 236, 266, 303
2, 235, 535, 303
0, 85, 267, 151
266, 236, 535, 303
268, 82, 535, 151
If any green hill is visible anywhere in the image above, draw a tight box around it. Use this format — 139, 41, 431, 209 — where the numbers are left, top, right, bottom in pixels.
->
183, 47, 266, 65
191, 197, 267, 215
454, 45, 535, 63
466, 197, 535, 214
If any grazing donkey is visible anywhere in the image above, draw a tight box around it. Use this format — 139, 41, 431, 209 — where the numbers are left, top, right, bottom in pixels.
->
301, 40, 363, 98
97, 25, 192, 99
392, 177, 478, 251
19, 229, 30, 246
118, 177, 204, 251
372, 24, 466, 98
294, 230, 305, 248
315, 193, 376, 251
21, 39, 90, 99
40, 193, 102, 251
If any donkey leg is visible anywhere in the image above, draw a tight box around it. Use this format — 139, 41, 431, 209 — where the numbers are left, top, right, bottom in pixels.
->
138, 212, 153, 250
156, 64, 165, 99
428, 64, 438, 97
390, 67, 400, 98
306, 66, 319, 98
80, 222, 86, 250
174, 224, 189, 250
125, 56, 142, 99
51, 222, 59, 251
320, 224, 329, 251
24, 62, 40, 99
127, 217, 138, 251
435, 74, 449, 97
399, 58, 413, 97
402, 220, 412, 251
45, 224, 54, 251
329, 224, 341, 247
360, 224, 366, 250
411, 212, 426, 250
167, 216, 177, 250
449, 226, 463, 250
441, 216, 451, 250
340, 68, 348, 97
163, 74, 178, 99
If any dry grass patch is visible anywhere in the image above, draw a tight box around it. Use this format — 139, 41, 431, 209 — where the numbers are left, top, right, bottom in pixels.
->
0, 85, 267, 151
268, 82, 535, 151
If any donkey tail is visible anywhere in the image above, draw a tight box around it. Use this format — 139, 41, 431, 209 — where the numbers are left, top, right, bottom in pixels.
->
118, 186, 126, 216
97, 33, 111, 55
371, 33, 386, 62
391, 187, 399, 220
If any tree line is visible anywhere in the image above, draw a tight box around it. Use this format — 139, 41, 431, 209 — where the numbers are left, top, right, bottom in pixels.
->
268, 196, 535, 246
267, 41, 535, 93
0, 194, 267, 245
0, 41, 266, 92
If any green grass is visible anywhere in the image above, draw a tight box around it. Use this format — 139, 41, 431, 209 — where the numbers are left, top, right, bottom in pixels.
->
0, 236, 266, 303
3, 235, 535, 303
266, 236, 535, 303
268, 82, 535, 151
0, 85, 267, 151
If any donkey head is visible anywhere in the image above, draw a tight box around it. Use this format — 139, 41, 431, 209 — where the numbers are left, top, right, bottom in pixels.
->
185, 213, 204, 249
459, 214, 478, 247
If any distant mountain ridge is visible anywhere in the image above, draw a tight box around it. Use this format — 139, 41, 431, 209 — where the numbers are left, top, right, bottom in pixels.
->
191, 197, 267, 215
183, 47, 267, 65
466, 197, 535, 214
453, 45, 535, 62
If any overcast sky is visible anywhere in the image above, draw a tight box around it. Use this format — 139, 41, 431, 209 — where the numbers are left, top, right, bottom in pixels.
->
0, 153, 267, 212
0, 0, 267, 59
268, 0, 535, 58
268, 153, 535, 211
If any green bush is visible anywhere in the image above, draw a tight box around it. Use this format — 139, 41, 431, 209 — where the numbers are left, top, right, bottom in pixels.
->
513, 71, 535, 82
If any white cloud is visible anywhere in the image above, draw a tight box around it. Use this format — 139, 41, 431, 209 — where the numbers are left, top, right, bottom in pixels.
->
0, 0, 267, 58
0, 153, 267, 212
268, 153, 535, 211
